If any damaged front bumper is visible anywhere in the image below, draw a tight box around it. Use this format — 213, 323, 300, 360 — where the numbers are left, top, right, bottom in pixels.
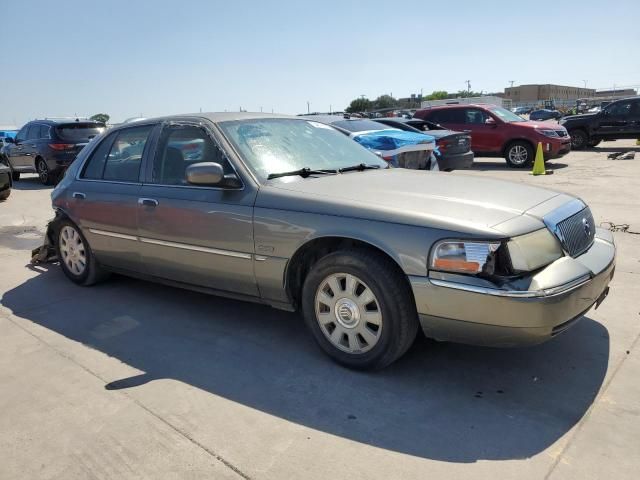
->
31, 213, 63, 264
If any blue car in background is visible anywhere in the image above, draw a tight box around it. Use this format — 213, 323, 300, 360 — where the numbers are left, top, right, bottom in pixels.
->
529, 109, 562, 121
304, 115, 439, 171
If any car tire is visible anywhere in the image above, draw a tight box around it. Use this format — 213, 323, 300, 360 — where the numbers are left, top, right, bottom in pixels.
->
0, 188, 10, 201
301, 249, 419, 370
56, 219, 109, 286
36, 158, 54, 186
11, 171, 20, 181
587, 139, 601, 148
505, 141, 534, 168
569, 130, 588, 150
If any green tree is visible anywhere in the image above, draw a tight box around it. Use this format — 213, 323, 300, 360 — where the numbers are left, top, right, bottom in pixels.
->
425, 90, 449, 100
345, 98, 371, 113
373, 95, 397, 109
456, 90, 483, 98
90, 113, 110, 124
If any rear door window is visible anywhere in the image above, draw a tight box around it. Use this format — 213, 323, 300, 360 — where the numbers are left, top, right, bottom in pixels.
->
81, 125, 153, 182
55, 123, 105, 143
432, 109, 465, 124
39, 125, 51, 139
26, 125, 40, 140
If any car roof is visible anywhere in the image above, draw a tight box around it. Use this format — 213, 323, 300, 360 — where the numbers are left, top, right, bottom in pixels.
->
421, 103, 494, 110
25, 118, 105, 126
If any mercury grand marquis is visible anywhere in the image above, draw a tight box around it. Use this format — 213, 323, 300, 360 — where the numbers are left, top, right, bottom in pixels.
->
43, 113, 615, 369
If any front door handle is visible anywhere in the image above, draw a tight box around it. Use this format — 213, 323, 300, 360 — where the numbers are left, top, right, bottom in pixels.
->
138, 198, 159, 207
72, 192, 86, 199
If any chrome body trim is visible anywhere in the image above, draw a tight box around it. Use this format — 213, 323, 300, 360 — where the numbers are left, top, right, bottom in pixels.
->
429, 274, 591, 298
138, 236, 252, 259
89, 229, 138, 241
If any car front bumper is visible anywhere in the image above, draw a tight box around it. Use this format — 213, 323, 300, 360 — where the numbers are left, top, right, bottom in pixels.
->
410, 228, 615, 347
544, 139, 572, 159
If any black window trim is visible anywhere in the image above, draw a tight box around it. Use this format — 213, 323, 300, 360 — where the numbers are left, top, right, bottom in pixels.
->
76, 123, 158, 185
142, 120, 245, 191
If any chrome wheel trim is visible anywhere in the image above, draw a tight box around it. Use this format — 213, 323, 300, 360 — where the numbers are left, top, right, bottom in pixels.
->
508, 145, 528, 165
59, 226, 87, 276
571, 132, 585, 148
37, 159, 49, 183
314, 273, 383, 354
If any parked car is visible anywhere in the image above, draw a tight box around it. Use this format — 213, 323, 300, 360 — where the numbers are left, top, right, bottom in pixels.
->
2, 119, 105, 185
512, 106, 532, 115
414, 104, 571, 168
529, 109, 563, 121
40, 113, 615, 369
305, 115, 438, 170
373, 117, 473, 171
0, 160, 11, 200
560, 96, 640, 149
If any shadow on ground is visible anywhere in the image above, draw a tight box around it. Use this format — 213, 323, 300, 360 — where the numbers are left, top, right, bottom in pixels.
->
1, 266, 610, 463
471, 161, 568, 172
10, 174, 52, 191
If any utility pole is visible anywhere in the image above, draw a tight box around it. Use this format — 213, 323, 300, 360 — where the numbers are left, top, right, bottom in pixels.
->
329, 104, 332, 114
465, 80, 471, 94
307, 101, 310, 114
509, 80, 515, 88
260, 106, 263, 112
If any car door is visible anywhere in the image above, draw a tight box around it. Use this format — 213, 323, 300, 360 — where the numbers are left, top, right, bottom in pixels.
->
137, 121, 259, 296
461, 108, 501, 153
21, 123, 41, 168
7, 125, 30, 170
627, 100, 640, 137
595, 100, 633, 139
66, 123, 156, 272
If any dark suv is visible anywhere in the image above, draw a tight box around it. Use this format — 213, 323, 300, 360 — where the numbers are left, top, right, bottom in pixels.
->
2, 119, 105, 185
559, 96, 640, 149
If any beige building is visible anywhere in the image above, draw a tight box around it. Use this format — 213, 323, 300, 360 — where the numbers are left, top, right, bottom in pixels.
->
504, 84, 596, 104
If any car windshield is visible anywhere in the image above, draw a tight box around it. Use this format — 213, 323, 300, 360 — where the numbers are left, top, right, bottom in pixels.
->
489, 106, 526, 123
331, 119, 396, 133
219, 118, 387, 181
55, 123, 105, 142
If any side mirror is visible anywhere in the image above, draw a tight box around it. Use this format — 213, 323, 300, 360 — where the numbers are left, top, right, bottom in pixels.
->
186, 162, 224, 185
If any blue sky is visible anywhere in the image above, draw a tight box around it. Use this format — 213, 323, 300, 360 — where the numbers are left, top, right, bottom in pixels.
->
2, 0, 639, 125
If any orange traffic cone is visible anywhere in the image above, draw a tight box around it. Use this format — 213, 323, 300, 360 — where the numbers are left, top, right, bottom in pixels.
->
531, 142, 546, 175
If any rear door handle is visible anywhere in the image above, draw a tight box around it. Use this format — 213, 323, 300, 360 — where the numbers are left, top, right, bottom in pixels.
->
72, 192, 86, 199
138, 198, 159, 207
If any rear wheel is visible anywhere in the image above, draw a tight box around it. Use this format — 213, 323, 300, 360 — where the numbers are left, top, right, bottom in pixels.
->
56, 220, 108, 286
587, 139, 601, 148
11, 171, 20, 181
301, 249, 419, 370
37, 158, 54, 185
505, 141, 534, 168
0, 188, 10, 201
569, 130, 588, 150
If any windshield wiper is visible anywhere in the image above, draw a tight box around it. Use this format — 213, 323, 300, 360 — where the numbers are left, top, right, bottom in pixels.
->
267, 168, 337, 180
338, 163, 382, 173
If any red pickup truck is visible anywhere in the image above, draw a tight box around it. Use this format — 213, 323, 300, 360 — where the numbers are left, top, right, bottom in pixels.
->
414, 104, 571, 168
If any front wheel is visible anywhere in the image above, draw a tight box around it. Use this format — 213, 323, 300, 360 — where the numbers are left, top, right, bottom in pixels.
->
56, 220, 108, 286
587, 139, 601, 148
505, 141, 534, 168
569, 130, 588, 150
301, 249, 419, 370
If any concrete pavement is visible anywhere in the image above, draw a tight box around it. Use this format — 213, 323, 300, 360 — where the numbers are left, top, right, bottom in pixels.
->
1, 140, 639, 479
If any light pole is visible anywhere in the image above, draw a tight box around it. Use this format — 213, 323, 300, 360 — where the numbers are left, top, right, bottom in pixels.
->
509, 80, 515, 88
583, 80, 588, 88
307, 101, 310, 114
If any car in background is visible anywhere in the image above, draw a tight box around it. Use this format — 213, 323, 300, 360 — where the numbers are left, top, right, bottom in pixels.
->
529, 109, 562, 121
373, 117, 473, 171
306, 115, 438, 170
0, 159, 11, 200
2, 119, 105, 185
414, 104, 571, 168
41, 112, 615, 369
512, 106, 532, 115
560, 96, 640, 149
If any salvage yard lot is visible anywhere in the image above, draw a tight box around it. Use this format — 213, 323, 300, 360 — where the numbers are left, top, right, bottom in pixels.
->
1, 141, 639, 480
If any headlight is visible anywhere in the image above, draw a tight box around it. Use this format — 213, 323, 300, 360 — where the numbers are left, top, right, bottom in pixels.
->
537, 129, 559, 138
507, 229, 563, 272
430, 240, 501, 275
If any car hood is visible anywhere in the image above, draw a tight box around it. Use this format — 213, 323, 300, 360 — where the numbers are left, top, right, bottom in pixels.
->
257, 169, 575, 237
351, 129, 436, 152
561, 113, 597, 123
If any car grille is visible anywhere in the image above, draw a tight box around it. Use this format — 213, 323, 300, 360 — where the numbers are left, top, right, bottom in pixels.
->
554, 207, 596, 257
555, 130, 568, 137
